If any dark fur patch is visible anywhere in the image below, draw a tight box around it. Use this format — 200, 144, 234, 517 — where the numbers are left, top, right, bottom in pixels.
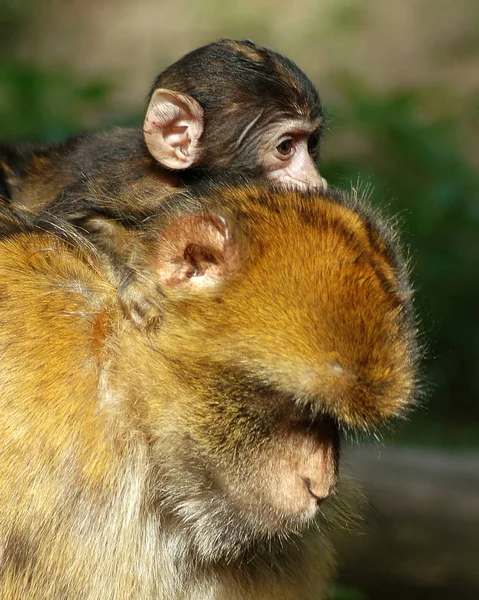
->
1, 529, 37, 577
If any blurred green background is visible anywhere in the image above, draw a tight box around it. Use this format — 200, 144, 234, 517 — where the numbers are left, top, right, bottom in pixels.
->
1, 0, 478, 598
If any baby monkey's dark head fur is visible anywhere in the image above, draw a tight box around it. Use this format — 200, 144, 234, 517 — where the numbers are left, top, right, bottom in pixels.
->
150, 39, 324, 174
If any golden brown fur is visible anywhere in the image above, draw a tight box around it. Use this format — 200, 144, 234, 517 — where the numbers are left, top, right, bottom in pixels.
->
0, 183, 417, 599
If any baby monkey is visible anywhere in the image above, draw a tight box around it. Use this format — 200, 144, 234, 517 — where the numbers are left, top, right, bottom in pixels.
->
0, 39, 327, 226
144, 39, 327, 188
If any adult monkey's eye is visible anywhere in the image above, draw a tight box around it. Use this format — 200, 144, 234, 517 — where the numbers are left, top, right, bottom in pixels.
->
307, 131, 320, 156
276, 138, 294, 156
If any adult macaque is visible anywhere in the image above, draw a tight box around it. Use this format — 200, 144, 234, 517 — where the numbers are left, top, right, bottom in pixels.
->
0, 181, 417, 599
0, 39, 326, 225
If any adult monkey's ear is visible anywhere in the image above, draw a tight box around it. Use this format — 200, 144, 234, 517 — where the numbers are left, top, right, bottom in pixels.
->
143, 89, 204, 170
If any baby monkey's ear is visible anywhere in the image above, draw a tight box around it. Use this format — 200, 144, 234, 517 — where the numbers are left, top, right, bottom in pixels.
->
143, 89, 204, 170
156, 213, 240, 291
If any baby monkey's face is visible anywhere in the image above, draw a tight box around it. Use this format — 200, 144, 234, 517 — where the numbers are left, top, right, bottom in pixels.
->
257, 116, 327, 191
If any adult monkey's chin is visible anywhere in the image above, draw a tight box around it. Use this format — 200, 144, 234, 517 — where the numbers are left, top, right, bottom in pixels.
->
153, 416, 339, 560
218, 416, 340, 533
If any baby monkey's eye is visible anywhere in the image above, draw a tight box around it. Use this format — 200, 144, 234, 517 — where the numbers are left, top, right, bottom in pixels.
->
307, 131, 320, 156
276, 138, 294, 156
